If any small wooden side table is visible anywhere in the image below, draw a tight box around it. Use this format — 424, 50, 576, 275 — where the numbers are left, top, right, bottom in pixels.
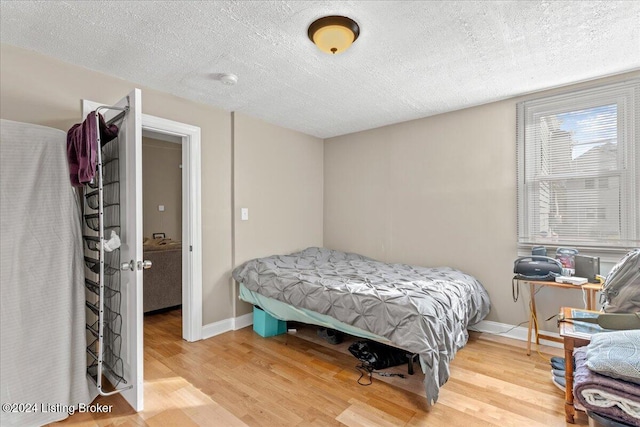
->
518, 279, 602, 355
558, 306, 602, 424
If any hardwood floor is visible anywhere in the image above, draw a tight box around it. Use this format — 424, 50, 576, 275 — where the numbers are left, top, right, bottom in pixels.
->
52, 309, 589, 426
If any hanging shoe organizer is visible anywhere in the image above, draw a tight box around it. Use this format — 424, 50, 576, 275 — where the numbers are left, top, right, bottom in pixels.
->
82, 106, 131, 396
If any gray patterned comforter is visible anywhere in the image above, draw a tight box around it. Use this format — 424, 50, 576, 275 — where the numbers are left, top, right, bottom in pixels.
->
232, 247, 491, 405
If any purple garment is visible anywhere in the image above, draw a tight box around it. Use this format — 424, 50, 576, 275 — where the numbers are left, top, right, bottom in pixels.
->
574, 347, 640, 426
66, 112, 119, 187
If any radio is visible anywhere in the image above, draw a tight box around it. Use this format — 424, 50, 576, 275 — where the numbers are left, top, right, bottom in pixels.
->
513, 256, 563, 281
512, 256, 564, 302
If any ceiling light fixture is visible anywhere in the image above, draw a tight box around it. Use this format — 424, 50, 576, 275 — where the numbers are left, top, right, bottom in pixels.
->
308, 15, 360, 55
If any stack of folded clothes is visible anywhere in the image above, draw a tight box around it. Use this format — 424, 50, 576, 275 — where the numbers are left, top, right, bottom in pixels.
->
573, 330, 640, 427
550, 355, 588, 413
551, 355, 568, 391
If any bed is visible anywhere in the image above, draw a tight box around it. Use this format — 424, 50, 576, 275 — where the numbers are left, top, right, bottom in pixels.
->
232, 247, 491, 406
143, 239, 182, 313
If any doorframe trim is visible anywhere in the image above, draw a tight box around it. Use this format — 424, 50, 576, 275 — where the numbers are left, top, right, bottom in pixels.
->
142, 114, 202, 342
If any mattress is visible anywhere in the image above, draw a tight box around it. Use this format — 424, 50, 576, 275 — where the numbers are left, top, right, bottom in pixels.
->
233, 247, 491, 406
1, 120, 95, 426
239, 283, 393, 344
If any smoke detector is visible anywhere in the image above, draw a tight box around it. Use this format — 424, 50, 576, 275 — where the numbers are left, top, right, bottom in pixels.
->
218, 73, 238, 86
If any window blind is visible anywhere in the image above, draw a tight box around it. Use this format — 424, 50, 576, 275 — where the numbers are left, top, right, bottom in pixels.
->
516, 80, 639, 251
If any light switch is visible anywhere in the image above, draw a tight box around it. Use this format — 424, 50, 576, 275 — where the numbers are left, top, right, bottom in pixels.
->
241, 208, 249, 221
158, 205, 165, 212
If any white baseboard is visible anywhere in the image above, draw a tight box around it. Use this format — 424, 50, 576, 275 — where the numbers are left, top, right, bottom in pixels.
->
234, 312, 253, 330
469, 320, 563, 349
201, 313, 254, 340
201, 318, 233, 339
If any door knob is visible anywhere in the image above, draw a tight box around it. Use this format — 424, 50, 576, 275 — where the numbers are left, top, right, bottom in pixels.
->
138, 260, 153, 270
121, 260, 135, 271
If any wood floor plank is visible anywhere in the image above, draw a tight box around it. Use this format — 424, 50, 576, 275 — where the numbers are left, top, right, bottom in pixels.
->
145, 408, 199, 427
436, 388, 551, 427
449, 366, 561, 410
50, 309, 589, 426
336, 399, 407, 427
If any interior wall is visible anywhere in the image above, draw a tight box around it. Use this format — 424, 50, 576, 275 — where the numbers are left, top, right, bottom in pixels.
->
142, 137, 182, 241
0, 43, 232, 326
233, 112, 324, 316
324, 70, 640, 333
3, 42, 636, 333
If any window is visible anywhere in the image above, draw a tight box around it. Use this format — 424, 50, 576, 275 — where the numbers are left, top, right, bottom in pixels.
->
517, 80, 639, 252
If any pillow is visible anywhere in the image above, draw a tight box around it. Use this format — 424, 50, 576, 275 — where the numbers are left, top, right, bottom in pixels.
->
585, 330, 640, 384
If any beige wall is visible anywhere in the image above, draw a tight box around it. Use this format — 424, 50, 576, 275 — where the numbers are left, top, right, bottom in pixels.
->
3, 42, 636, 333
0, 43, 324, 324
233, 113, 324, 316
0, 44, 232, 325
142, 137, 182, 241
324, 70, 640, 332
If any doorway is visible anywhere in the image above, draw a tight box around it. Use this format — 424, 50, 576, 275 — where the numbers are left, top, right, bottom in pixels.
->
82, 95, 202, 411
142, 114, 202, 342
141, 132, 183, 323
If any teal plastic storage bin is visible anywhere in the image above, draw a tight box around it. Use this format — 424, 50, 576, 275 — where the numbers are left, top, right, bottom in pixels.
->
253, 306, 287, 337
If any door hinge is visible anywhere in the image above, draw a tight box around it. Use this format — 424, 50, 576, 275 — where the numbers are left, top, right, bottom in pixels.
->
190, 245, 193, 252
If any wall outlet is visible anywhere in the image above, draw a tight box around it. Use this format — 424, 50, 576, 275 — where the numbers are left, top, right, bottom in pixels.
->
158, 205, 165, 212
241, 208, 249, 221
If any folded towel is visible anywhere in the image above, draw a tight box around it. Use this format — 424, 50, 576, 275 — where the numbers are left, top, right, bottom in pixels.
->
574, 347, 640, 425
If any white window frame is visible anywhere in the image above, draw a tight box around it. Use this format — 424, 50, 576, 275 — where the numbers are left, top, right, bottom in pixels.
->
516, 79, 639, 258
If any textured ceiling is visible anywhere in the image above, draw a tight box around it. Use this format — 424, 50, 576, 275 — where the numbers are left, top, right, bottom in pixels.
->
1, 1, 639, 138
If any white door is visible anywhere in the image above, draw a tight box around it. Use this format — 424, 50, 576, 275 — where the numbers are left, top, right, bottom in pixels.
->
82, 89, 144, 411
